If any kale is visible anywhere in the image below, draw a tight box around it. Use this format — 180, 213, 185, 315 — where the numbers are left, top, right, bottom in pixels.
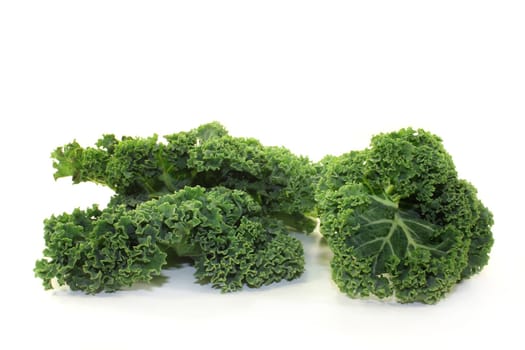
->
37, 124, 494, 302
316, 128, 494, 304
52, 122, 317, 233
35, 186, 304, 293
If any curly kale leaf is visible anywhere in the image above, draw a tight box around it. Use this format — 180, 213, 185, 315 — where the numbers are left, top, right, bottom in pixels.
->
35, 186, 304, 293
51, 122, 316, 232
34, 205, 166, 293
317, 128, 494, 304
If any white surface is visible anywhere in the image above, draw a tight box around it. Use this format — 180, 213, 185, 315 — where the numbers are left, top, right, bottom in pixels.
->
1, 1, 524, 349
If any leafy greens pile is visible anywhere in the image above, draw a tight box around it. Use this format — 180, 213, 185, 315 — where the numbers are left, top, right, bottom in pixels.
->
35, 124, 494, 303
35, 122, 315, 293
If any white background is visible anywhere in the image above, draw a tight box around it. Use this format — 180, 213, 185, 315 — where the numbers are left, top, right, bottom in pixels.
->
1, 1, 524, 349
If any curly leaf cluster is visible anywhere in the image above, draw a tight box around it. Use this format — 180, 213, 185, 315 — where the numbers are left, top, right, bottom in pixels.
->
316, 128, 494, 304
35, 186, 304, 293
36, 122, 314, 293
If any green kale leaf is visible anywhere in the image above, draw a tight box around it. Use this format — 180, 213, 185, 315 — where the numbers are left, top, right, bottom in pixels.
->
35, 186, 304, 293
316, 128, 494, 304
